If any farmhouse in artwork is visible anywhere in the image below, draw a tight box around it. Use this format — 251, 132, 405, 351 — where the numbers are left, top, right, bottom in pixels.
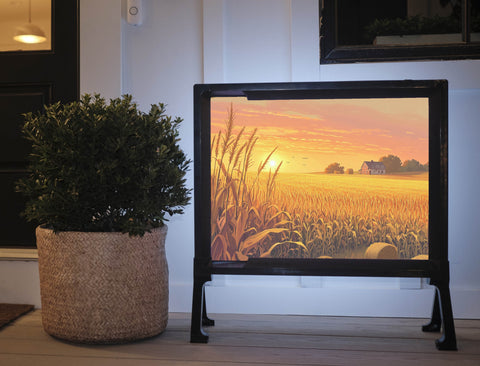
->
361, 160, 386, 175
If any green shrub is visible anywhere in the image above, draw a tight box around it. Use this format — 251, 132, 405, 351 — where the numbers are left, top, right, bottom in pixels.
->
364, 14, 475, 43
16, 94, 191, 236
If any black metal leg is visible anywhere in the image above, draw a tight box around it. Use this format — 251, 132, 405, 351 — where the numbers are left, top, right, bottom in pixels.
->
190, 276, 210, 343
202, 287, 215, 327
433, 282, 457, 351
423, 289, 442, 332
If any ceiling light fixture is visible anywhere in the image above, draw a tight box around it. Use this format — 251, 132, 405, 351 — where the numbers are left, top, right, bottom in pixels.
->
13, 0, 46, 44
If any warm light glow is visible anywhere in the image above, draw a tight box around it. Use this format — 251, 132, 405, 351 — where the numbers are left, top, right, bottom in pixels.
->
14, 24, 47, 44
269, 160, 277, 168
13, 0, 47, 45
13, 34, 46, 44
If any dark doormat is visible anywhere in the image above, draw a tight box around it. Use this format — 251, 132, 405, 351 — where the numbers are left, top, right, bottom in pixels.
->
0, 303, 34, 329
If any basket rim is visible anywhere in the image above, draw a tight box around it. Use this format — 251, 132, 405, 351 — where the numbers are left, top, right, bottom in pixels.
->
36, 224, 168, 236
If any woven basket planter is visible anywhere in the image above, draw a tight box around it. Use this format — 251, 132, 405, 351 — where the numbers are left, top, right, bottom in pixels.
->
36, 225, 169, 344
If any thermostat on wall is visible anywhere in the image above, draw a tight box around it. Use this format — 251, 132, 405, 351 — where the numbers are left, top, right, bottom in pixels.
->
127, 0, 143, 26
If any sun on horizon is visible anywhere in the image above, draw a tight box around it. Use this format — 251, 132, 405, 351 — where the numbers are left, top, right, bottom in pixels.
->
211, 97, 429, 174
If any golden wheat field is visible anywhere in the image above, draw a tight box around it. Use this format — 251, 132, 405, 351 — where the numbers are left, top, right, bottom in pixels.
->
210, 106, 429, 261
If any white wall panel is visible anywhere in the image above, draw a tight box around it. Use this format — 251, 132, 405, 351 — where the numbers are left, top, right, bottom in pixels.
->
80, 0, 122, 99
122, 0, 203, 294
223, 0, 292, 82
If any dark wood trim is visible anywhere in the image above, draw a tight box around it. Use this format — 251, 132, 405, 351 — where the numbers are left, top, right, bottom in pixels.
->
320, 0, 480, 64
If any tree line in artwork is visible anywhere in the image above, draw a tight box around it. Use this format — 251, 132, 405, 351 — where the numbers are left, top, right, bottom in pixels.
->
325, 154, 429, 174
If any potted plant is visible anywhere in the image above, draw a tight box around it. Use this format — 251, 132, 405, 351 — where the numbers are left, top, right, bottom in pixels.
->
16, 94, 191, 343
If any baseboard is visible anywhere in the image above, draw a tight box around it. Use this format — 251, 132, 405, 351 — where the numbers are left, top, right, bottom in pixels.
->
0, 248, 38, 261
169, 279, 480, 319
1, 261, 479, 319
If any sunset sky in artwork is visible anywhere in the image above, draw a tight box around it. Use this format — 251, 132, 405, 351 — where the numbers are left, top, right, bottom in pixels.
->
211, 97, 429, 174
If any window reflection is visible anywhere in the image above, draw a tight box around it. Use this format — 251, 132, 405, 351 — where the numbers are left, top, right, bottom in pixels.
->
336, 0, 479, 47
0, 0, 51, 52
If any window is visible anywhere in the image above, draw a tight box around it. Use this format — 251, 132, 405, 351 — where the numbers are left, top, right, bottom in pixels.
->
0, 0, 51, 52
320, 0, 480, 63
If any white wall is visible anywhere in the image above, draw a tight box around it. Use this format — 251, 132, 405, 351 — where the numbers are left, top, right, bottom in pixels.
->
79, 0, 122, 99
122, 0, 204, 311
2, 0, 479, 319
194, 0, 479, 319
119, 0, 480, 319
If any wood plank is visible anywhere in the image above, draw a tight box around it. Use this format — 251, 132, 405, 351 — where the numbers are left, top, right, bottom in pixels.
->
3, 326, 478, 355
172, 314, 480, 341
170, 312, 480, 331
2, 311, 480, 366
0, 355, 275, 366
3, 312, 480, 348
13, 311, 480, 331
2, 325, 479, 364
2, 339, 480, 366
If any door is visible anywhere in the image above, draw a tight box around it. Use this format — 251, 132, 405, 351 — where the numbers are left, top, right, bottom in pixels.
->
0, 0, 79, 247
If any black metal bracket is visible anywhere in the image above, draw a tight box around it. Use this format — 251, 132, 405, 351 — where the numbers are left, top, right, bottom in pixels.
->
422, 279, 457, 350
191, 260, 457, 350
190, 258, 214, 343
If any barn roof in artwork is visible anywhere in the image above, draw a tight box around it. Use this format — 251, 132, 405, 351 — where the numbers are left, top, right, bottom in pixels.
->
362, 161, 386, 170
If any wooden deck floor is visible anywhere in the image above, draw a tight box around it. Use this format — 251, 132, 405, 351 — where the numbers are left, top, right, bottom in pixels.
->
1, 310, 479, 365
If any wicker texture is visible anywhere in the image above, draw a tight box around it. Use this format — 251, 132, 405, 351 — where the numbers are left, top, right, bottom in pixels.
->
36, 225, 169, 344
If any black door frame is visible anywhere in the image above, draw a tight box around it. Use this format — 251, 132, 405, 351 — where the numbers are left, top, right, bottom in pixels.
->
0, 0, 79, 248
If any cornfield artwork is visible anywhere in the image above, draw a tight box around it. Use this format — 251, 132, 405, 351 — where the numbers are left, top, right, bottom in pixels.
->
210, 97, 429, 261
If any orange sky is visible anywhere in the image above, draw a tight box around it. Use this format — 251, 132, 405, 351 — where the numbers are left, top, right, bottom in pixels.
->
211, 97, 429, 174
